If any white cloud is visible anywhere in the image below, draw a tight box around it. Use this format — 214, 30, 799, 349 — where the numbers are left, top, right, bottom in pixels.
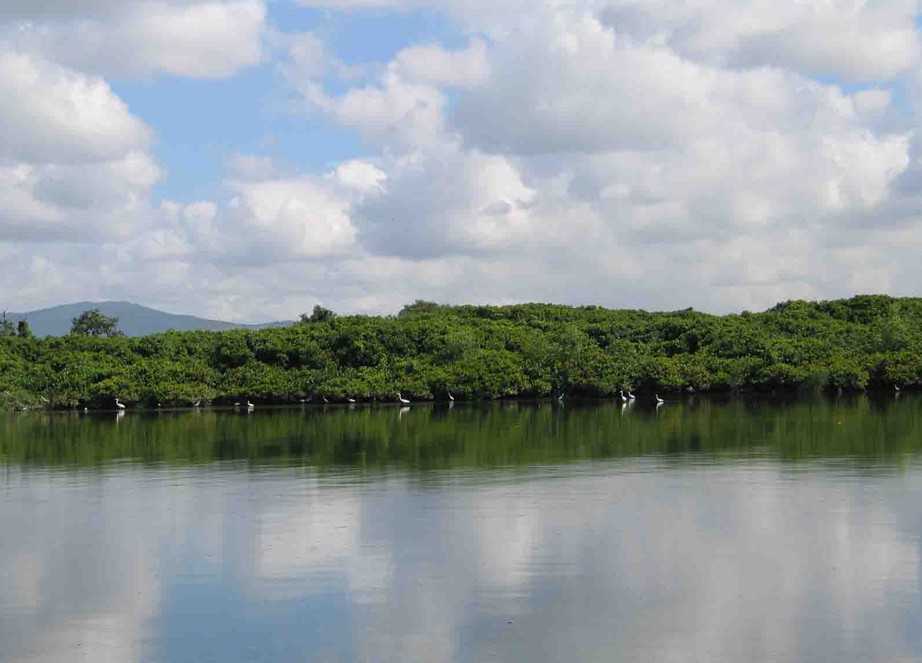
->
0, 50, 151, 164
302, 70, 448, 150
393, 40, 489, 88
354, 144, 537, 257
599, 0, 920, 82
9, 0, 267, 79
225, 176, 359, 258
0, 50, 160, 242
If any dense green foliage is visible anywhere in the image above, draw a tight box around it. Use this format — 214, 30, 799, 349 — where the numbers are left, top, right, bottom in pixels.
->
1, 294, 921, 409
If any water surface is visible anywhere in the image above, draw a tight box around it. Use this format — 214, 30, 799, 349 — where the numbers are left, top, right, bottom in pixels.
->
2, 396, 922, 661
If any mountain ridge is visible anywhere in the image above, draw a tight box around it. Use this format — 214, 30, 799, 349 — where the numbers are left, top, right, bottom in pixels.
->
3, 301, 293, 337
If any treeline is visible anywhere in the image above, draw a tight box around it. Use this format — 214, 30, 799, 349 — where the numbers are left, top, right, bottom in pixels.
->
1, 295, 921, 409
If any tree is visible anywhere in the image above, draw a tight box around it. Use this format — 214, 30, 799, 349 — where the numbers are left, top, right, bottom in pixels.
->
399, 300, 441, 317
16, 319, 32, 338
0, 311, 13, 336
302, 305, 336, 324
71, 309, 122, 337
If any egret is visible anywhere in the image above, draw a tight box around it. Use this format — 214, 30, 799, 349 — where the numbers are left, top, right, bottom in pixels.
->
246, 400, 255, 409
447, 391, 455, 402
322, 395, 329, 404
115, 398, 125, 410
627, 391, 636, 400
192, 399, 201, 408
895, 385, 901, 393
655, 394, 664, 404
398, 392, 410, 404
618, 390, 627, 402
347, 397, 356, 403
557, 392, 565, 402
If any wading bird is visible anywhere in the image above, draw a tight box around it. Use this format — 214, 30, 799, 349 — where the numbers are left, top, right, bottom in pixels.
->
398, 392, 410, 404
447, 391, 455, 402
115, 398, 125, 410
655, 394, 664, 404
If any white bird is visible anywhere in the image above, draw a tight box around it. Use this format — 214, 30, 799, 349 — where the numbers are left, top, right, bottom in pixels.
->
447, 391, 455, 402
347, 397, 356, 403
322, 395, 329, 404
246, 400, 254, 409
115, 398, 125, 410
618, 390, 627, 402
398, 392, 410, 404
895, 385, 901, 393
557, 392, 565, 402
655, 393, 664, 404
192, 399, 201, 408
627, 391, 636, 400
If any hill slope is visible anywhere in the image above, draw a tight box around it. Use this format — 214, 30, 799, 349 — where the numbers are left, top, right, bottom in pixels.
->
4, 301, 291, 337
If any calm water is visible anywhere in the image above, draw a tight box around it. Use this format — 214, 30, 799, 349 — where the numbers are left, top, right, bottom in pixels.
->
2, 396, 922, 662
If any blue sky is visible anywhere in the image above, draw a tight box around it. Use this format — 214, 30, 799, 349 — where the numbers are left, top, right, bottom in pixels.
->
1, 0, 922, 321
113, 4, 464, 202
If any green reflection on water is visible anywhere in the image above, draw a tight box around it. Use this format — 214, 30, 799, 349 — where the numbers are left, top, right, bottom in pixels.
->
1, 395, 920, 468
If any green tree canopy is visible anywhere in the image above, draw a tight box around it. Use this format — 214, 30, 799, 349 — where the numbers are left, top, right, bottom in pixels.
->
70, 309, 122, 337
302, 305, 336, 324
0, 312, 13, 336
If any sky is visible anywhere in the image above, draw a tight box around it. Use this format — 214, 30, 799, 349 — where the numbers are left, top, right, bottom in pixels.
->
2, 0, 922, 322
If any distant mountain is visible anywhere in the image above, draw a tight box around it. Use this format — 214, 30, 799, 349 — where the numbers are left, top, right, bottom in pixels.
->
3, 301, 293, 337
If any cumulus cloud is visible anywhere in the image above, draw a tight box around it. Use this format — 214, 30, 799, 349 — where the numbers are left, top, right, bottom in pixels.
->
8, 0, 267, 79
0, 50, 160, 242
598, 0, 921, 82
354, 144, 537, 257
393, 40, 489, 88
0, 50, 151, 164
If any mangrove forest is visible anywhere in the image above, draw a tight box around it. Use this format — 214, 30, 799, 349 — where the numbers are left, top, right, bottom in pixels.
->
1, 294, 921, 409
